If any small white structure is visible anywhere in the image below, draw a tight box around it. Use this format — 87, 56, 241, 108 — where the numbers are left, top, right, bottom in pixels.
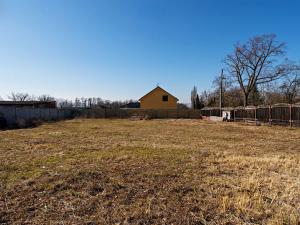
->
222, 108, 234, 121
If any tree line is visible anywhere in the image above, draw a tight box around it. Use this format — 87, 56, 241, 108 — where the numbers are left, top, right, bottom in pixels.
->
191, 34, 300, 109
0, 92, 137, 109
1, 93, 189, 109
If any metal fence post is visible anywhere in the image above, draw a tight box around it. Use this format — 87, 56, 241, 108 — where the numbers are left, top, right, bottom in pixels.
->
14, 106, 17, 125
269, 105, 272, 126
290, 104, 293, 127
255, 107, 257, 125
233, 109, 236, 122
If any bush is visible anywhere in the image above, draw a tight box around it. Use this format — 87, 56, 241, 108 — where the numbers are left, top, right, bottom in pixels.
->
16, 118, 43, 128
31, 119, 43, 127
16, 118, 27, 128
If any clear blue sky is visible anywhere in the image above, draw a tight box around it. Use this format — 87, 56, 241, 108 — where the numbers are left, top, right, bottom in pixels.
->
0, 0, 300, 103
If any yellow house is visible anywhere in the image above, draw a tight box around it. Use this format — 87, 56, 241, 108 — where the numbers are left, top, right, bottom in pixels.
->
139, 86, 179, 109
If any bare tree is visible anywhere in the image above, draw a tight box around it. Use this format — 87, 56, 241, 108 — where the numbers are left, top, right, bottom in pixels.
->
212, 74, 232, 93
224, 88, 244, 107
8, 92, 33, 101
74, 98, 81, 108
191, 86, 197, 109
199, 90, 218, 107
177, 103, 189, 109
280, 73, 300, 104
57, 99, 73, 108
225, 34, 298, 106
38, 94, 55, 101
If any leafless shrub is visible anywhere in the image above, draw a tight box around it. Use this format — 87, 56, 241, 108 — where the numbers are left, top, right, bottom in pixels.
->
16, 118, 43, 128
8, 92, 34, 101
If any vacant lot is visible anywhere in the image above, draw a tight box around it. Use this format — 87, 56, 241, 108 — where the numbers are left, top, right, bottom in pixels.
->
0, 119, 300, 225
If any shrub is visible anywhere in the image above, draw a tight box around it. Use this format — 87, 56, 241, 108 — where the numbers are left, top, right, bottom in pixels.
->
16, 118, 43, 128
31, 118, 43, 127
16, 118, 28, 128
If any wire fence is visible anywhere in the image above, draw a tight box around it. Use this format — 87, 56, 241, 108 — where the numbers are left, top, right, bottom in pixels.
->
201, 104, 300, 127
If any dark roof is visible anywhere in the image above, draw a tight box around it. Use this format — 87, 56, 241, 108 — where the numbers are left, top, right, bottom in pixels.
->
120, 102, 140, 108
139, 86, 179, 101
0, 101, 56, 105
222, 107, 235, 110
93, 104, 110, 109
201, 107, 220, 110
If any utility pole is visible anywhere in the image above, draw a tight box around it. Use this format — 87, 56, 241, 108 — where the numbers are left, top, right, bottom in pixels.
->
219, 69, 225, 116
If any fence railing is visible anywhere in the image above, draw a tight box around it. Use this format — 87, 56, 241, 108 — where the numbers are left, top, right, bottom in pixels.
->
201, 108, 222, 117
201, 104, 300, 127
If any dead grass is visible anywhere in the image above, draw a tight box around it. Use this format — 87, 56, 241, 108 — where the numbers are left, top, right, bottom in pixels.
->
0, 119, 299, 224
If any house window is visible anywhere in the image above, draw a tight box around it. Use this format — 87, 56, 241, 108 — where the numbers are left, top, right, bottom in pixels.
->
162, 95, 168, 102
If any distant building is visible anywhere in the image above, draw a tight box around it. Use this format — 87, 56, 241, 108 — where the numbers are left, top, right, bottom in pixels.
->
120, 102, 140, 109
96, 104, 110, 109
88, 104, 110, 109
0, 101, 56, 108
139, 86, 178, 109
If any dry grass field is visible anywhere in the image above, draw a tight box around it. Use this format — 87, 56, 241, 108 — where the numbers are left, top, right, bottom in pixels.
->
0, 119, 300, 225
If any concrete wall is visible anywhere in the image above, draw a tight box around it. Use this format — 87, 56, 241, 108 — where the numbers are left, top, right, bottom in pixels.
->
0, 107, 202, 129
0, 106, 74, 128
0, 106, 16, 126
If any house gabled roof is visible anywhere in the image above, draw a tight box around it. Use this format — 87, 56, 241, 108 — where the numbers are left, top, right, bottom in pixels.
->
139, 86, 179, 101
